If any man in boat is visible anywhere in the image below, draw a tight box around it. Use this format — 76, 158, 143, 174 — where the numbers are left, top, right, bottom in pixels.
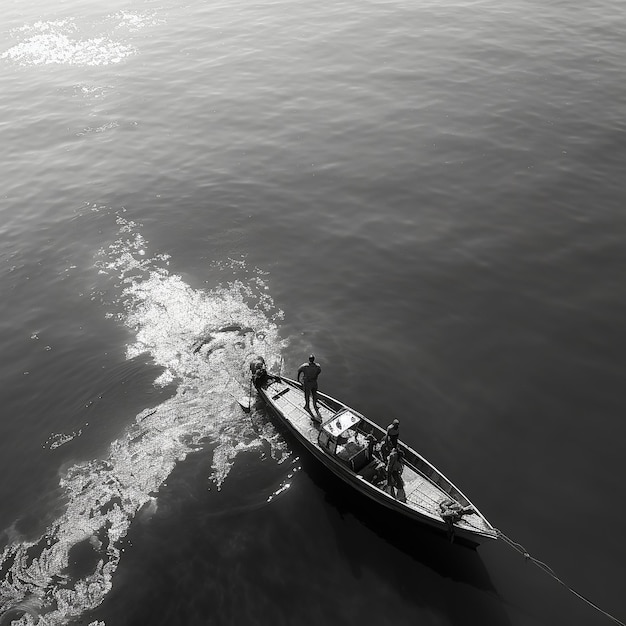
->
297, 354, 322, 416
250, 356, 278, 390
386, 447, 405, 501
365, 434, 386, 484
382, 419, 400, 459
439, 499, 475, 542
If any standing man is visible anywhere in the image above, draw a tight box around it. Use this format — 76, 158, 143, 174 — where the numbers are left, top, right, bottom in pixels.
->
386, 447, 405, 501
297, 354, 322, 416
385, 419, 400, 449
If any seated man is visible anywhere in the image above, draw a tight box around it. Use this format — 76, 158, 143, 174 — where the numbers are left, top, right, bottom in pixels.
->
360, 435, 386, 485
249, 355, 277, 389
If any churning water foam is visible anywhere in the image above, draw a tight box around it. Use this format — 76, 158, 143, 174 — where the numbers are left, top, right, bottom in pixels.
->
0, 216, 290, 625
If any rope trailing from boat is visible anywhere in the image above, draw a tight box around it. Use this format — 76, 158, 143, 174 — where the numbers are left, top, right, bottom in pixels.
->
495, 529, 625, 626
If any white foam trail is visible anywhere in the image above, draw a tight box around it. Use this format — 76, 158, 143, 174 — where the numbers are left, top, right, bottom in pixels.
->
0, 218, 290, 624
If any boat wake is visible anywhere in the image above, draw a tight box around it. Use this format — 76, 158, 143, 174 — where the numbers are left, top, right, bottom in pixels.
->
0, 217, 290, 625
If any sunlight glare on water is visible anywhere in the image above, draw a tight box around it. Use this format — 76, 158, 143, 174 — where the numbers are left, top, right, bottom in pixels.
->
1, 11, 163, 66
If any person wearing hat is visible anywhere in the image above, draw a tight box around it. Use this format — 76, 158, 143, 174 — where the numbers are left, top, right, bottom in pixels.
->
297, 354, 322, 416
385, 419, 400, 450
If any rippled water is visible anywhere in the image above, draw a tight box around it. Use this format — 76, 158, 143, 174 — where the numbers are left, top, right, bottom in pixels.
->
1, 0, 625, 624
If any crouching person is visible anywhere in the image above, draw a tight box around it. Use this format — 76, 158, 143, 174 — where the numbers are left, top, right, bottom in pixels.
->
249, 356, 277, 390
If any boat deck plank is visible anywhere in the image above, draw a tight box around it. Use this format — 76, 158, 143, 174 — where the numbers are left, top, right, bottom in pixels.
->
269, 383, 323, 444
403, 472, 446, 514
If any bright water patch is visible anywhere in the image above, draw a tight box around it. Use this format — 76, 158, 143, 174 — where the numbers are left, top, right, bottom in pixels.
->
43, 429, 85, 451
0, 217, 290, 624
76, 121, 120, 137
1, 11, 163, 66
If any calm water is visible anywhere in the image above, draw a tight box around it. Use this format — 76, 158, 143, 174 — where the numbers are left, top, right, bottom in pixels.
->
1, 0, 625, 624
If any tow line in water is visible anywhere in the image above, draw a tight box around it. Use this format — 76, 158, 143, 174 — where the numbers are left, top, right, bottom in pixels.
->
495, 529, 625, 626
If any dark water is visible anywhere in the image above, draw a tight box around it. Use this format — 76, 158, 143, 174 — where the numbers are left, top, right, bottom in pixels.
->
1, 1, 625, 624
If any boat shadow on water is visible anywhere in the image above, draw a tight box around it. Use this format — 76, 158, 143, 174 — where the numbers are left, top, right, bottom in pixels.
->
77, 412, 513, 626
297, 445, 493, 579
258, 403, 513, 626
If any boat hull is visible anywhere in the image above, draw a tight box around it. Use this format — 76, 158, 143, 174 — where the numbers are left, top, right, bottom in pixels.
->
256, 375, 497, 548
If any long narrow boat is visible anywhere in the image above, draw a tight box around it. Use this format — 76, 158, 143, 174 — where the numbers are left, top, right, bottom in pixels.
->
254, 374, 497, 547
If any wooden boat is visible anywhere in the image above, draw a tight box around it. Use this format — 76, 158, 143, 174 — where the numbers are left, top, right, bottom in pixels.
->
254, 374, 497, 547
